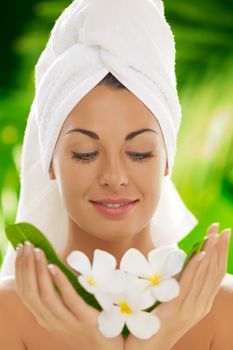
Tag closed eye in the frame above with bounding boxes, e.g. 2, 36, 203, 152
71, 151, 155, 164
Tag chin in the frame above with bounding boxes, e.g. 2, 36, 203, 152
91, 231, 127, 241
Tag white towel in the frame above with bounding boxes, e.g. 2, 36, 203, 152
0, 0, 198, 277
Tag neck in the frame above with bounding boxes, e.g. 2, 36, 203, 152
60, 220, 155, 269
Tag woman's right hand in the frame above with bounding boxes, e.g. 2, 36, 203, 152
15, 242, 124, 350
125, 222, 231, 350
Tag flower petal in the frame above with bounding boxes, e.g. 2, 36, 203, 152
148, 245, 177, 274
126, 311, 161, 339
106, 290, 126, 305
92, 249, 117, 278
102, 269, 127, 293
124, 275, 149, 311
95, 291, 113, 311
162, 250, 187, 278
139, 287, 157, 310
78, 275, 96, 294
120, 248, 152, 277
66, 250, 92, 276
151, 277, 180, 302
105, 275, 146, 311
98, 306, 125, 338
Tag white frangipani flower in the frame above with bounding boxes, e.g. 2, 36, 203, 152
97, 273, 161, 340
66, 249, 126, 307
67, 245, 186, 339
120, 246, 187, 304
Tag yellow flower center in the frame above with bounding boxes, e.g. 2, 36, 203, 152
118, 299, 133, 314
87, 276, 96, 286
148, 273, 161, 286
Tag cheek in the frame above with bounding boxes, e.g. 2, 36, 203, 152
134, 155, 164, 185
57, 162, 94, 202
136, 158, 164, 206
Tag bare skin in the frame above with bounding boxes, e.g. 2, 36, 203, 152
0, 85, 232, 349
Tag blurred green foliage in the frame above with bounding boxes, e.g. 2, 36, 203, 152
0, 0, 232, 272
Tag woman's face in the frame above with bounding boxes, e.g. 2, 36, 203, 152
49, 85, 168, 241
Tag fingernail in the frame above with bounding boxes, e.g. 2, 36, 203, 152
209, 222, 219, 232
24, 241, 31, 256
34, 248, 41, 262
16, 244, 23, 257
224, 229, 231, 241
48, 264, 56, 276
197, 251, 206, 261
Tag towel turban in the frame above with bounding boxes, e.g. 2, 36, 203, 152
0, 0, 198, 277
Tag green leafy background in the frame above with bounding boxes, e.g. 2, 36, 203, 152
0, 0, 232, 273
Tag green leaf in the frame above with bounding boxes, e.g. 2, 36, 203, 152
5, 222, 102, 311
122, 323, 130, 339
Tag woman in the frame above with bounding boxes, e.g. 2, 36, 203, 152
0, 0, 232, 349
0, 73, 232, 350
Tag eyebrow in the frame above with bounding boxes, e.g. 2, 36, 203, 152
65, 128, 158, 141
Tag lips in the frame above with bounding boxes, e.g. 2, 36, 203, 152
90, 198, 138, 204
90, 199, 138, 217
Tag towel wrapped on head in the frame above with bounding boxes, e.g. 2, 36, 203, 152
0, 0, 198, 277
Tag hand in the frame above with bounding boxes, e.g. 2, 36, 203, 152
125, 222, 231, 350
15, 242, 124, 350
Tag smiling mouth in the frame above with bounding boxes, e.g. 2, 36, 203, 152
93, 201, 137, 207
90, 200, 139, 217
90, 200, 139, 206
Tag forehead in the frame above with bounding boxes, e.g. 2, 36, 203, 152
61, 85, 162, 135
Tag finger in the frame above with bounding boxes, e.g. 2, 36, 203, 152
187, 229, 229, 309
186, 233, 216, 304
176, 226, 226, 314
216, 229, 231, 273
206, 222, 219, 236
34, 247, 79, 329
22, 241, 47, 323
204, 229, 231, 310
177, 249, 206, 302
15, 243, 24, 294
47, 262, 98, 324
15, 242, 48, 328
202, 223, 219, 250
22, 242, 56, 327
178, 231, 217, 302
23, 242, 40, 299
195, 245, 219, 311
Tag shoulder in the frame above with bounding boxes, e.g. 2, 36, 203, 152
0, 276, 31, 325
0, 275, 18, 310
0, 275, 23, 307
0, 276, 27, 348
211, 273, 233, 348
0, 276, 48, 346
212, 273, 233, 320
0, 275, 37, 324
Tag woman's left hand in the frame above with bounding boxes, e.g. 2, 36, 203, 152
15, 242, 124, 350
124, 223, 230, 350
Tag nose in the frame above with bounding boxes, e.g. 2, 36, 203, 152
98, 156, 129, 190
